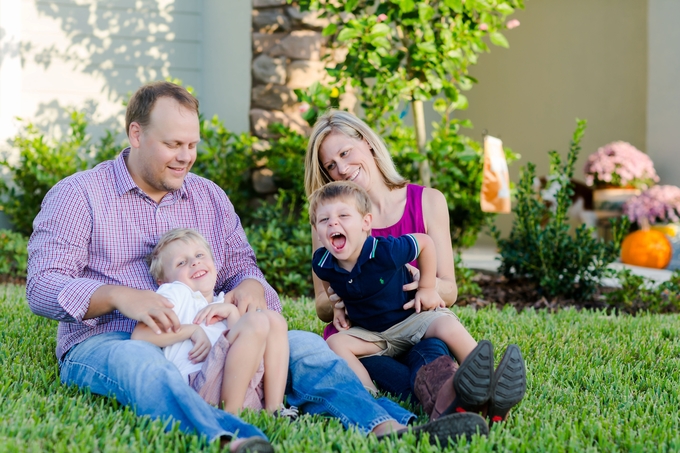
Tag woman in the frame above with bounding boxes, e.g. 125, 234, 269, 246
304, 110, 526, 422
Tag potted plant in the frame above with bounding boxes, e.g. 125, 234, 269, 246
620, 185, 680, 269
583, 141, 659, 216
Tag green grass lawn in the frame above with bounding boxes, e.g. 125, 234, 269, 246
2, 283, 680, 452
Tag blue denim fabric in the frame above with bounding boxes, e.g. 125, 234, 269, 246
59, 331, 265, 442
360, 338, 453, 403
285, 330, 415, 434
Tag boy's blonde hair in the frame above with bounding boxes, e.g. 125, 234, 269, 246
308, 181, 372, 225
304, 110, 408, 196
147, 228, 213, 282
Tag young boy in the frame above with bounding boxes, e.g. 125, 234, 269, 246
310, 181, 490, 399
131, 228, 291, 416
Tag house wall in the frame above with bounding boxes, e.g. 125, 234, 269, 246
438, 0, 649, 244
647, 0, 680, 185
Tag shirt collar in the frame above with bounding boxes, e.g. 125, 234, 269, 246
113, 147, 189, 201
318, 236, 377, 274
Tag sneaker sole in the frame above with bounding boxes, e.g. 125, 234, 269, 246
233, 437, 274, 453
452, 339, 494, 409
412, 412, 489, 445
489, 344, 526, 421
377, 412, 489, 445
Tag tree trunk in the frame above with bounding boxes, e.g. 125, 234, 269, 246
412, 99, 431, 187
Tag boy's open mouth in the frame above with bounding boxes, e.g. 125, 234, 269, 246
330, 232, 346, 250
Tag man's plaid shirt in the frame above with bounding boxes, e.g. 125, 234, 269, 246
27, 148, 281, 359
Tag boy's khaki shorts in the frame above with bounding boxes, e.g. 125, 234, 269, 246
337, 308, 460, 358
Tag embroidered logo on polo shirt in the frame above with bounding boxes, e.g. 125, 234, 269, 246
380, 277, 384, 284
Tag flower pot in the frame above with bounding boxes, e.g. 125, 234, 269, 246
593, 187, 640, 216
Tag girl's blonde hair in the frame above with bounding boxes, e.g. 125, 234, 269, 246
304, 110, 407, 196
147, 228, 213, 282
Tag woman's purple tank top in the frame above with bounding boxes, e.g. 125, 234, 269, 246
322, 184, 426, 340
371, 184, 426, 267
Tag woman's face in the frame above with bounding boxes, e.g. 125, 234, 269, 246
318, 131, 378, 191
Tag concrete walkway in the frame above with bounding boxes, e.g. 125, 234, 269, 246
459, 246, 674, 285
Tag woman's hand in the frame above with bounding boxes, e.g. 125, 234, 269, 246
333, 306, 351, 331
327, 286, 345, 310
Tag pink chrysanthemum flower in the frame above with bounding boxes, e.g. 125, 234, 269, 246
584, 141, 659, 190
623, 185, 680, 227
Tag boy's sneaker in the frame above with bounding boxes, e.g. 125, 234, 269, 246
274, 404, 299, 421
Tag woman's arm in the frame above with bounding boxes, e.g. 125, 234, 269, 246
421, 188, 458, 306
312, 229, 334, 322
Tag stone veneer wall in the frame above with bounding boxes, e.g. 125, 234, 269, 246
250, 0, 350, 139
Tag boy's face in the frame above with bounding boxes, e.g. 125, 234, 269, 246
314, 197, 372, 268
158, 238, 217, 300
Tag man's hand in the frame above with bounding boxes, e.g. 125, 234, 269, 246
90, 285, 180, 335
226, 279, 267, 315
411, 287, 445, 313
333, 306, 351, 331
188, 326, 211, 363
193, 303, 240, 327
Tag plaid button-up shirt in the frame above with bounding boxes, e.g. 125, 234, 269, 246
27, 148, 281, 359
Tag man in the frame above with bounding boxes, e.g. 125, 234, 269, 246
27, 82, 486, 452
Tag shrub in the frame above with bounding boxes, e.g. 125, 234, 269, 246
491, 120, 628, 301
0, 229, 28, 278
605, 269, 680, 314
244, 191, 313, 298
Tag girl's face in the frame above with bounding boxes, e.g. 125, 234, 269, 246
318, 131, 379, 191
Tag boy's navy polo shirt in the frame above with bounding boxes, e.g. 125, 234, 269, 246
312, 235, 420, 332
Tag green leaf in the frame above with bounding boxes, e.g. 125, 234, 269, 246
490, 32, 510, 48
322, 23, 337, 36
418, 4, 435, 22
370, 23, 391, 37
433, 98, 448, 114
496, 3, 515, 15
398, 0, 416, 13
444, 0, 463, 12
337, 27, 361, 42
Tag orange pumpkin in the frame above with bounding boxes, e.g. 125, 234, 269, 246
620, 229, 672, 269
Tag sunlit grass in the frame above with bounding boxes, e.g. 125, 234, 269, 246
2, 284, 679, 452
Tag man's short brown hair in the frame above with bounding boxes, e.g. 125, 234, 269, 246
125, 81, 199, 137
308, 181, 372, 225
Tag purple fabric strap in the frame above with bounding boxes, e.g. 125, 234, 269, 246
372, 183, 426, 243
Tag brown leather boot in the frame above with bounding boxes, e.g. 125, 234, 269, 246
413, 355, 459, 419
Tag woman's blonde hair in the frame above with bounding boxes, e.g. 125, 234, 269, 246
304, 110, 407, 196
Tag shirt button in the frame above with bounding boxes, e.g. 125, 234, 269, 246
348, 279, 353, 284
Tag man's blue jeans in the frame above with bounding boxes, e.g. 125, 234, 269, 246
60, 330, 414, 440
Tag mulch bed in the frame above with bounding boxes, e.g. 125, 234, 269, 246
456, 271, 616, 313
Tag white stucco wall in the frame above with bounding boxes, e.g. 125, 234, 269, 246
647, 0, 680, 186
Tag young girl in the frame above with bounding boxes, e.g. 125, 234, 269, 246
131, 228, 291, 415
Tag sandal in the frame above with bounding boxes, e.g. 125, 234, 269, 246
376, 412, 488, 445
488, 344, 526, 425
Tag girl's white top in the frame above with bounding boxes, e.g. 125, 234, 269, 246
158, 281, 228, 382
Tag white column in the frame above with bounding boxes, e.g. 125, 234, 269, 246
201, 0, 251, 133
647, 0, 680, 185
0, 0, 22, 147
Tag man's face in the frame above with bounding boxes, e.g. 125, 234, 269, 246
129, 97, 200, 201
159, 238, 217, 301
314, 197, 372, 269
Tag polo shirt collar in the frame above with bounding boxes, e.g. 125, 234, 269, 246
113, 147, 189, 201
318, 236, 377, 274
